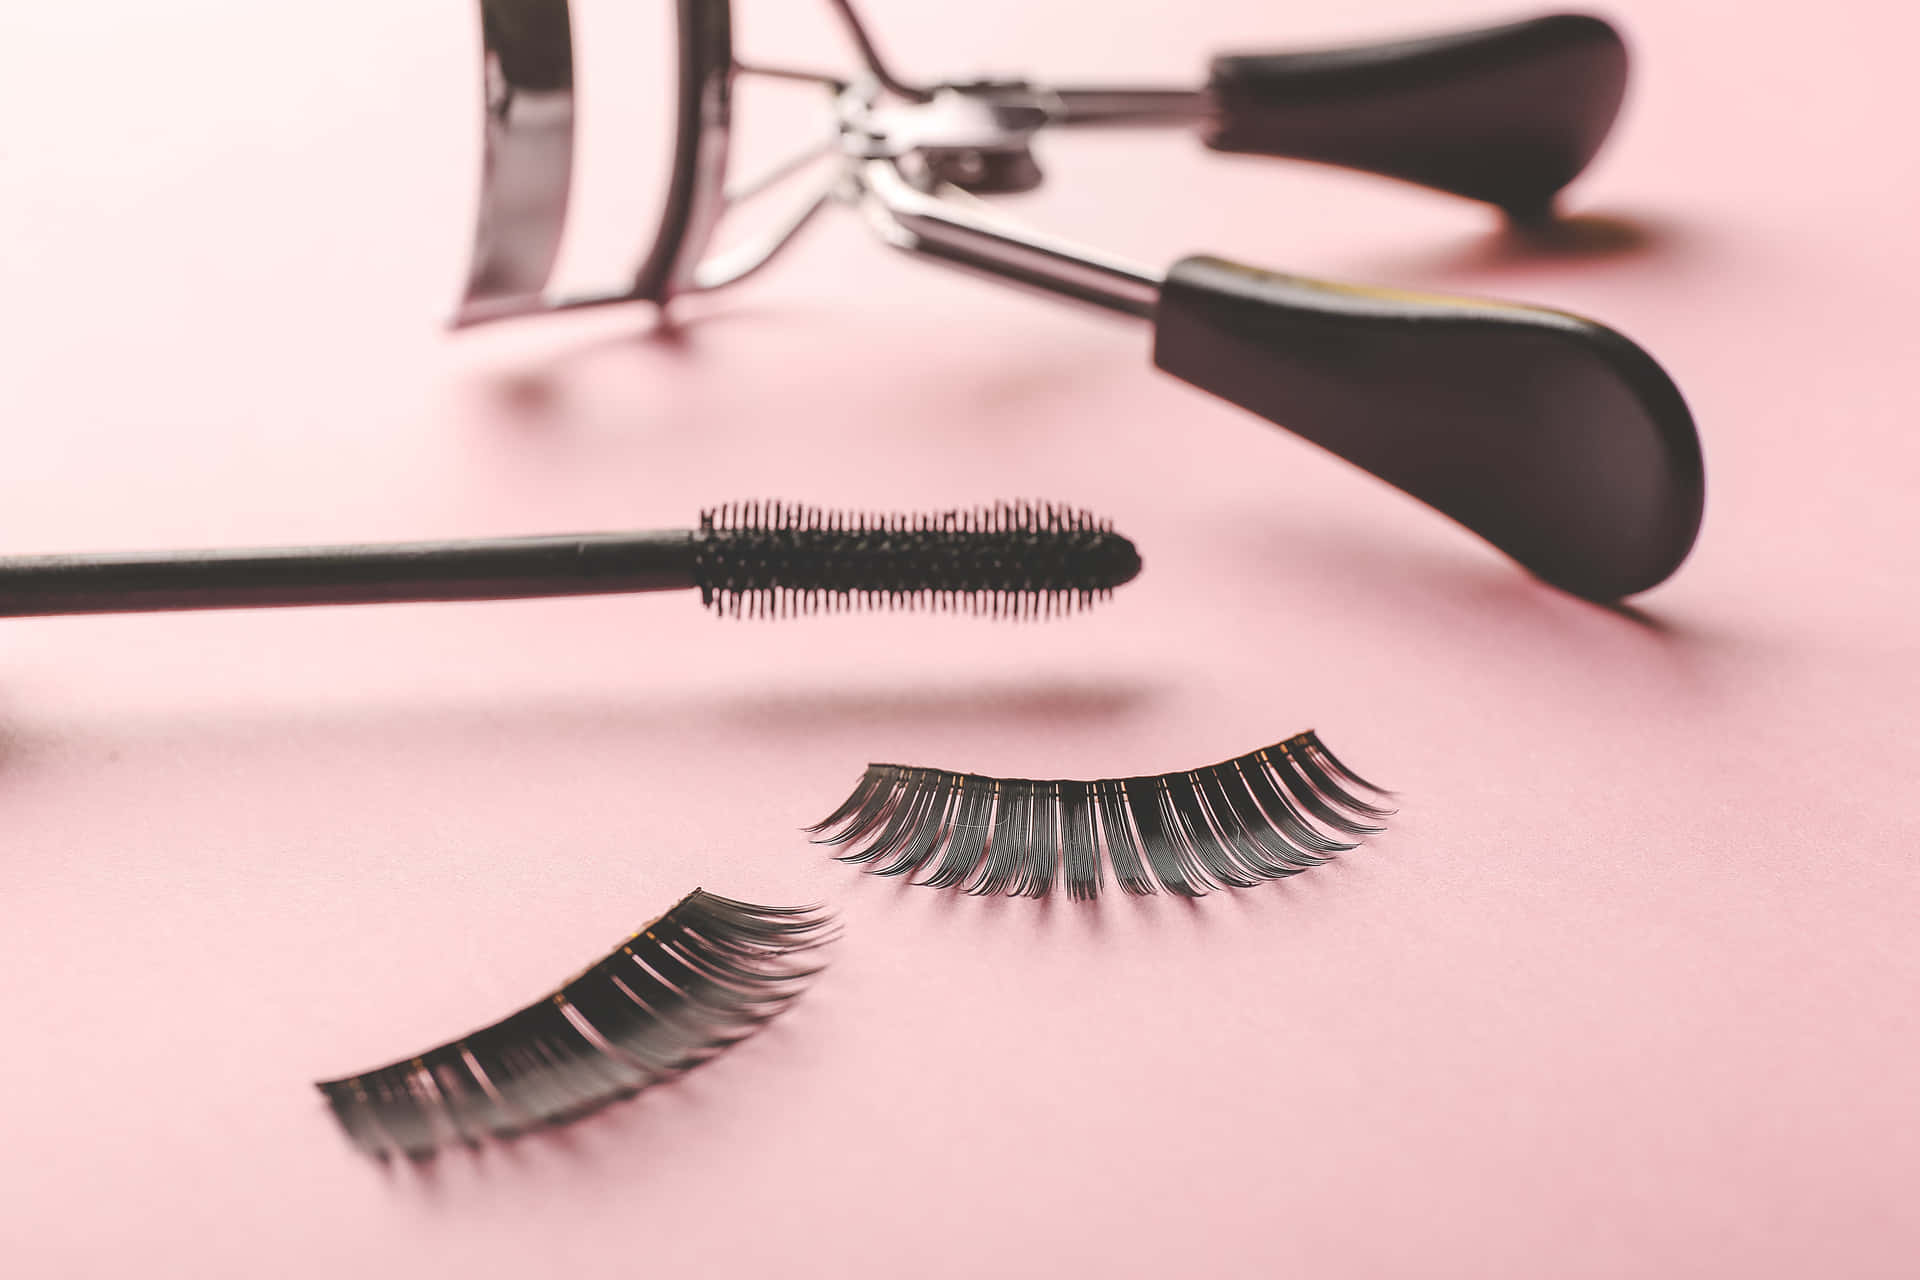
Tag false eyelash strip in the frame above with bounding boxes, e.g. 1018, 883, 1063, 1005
809, 731, 1394, 901
315, 890, 836, 1161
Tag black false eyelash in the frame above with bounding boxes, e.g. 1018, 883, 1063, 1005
315, 890, 835, 1161
809, 731, 1394, 900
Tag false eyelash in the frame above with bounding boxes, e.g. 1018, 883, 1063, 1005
809, 731, 1394, 901
315, 890, 835, 1161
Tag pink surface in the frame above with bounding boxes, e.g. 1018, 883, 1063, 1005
1, 1, 1916, 1275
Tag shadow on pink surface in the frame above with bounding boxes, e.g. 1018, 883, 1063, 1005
324, 1019, 817, 1194
1235, 502, 1725, 648
1358, 209, 1697, 286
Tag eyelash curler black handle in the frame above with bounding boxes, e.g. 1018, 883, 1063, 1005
1203, 12, 1628, 216
1152, 256, 1703, 601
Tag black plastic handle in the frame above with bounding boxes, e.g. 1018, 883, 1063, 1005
1153, 256, 1702, 600
1205, 13, 1628, 215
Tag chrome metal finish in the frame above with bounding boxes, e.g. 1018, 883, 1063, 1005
1048, 86, 1218, 128
693, 176, 838, 291
634, 0, 734, 300
457, 0, 576, 326
858, 83, 1215, 143
733, 61, 849, 91
825, 0, 933, 102
686, 121, 842, 291
857, 160, 1162, 320
845, 84, 1052, 194
457, 0, 735, 325
725, 135, 839, 206
850, 87, 1052, 160
451, 0, 1212, 325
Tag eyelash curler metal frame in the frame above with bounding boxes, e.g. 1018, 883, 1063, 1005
459, 1, 1704, 603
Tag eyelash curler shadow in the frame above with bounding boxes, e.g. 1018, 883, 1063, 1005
461, 2, 1704, 604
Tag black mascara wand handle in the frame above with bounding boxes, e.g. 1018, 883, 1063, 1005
0, 530, 697, 617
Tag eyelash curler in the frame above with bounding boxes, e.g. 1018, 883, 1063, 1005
458, 2, 1703, 603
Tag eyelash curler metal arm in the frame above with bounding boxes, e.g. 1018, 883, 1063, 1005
466, 4, 1702, 603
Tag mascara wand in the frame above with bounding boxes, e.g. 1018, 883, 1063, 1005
0, 501, 1140, 621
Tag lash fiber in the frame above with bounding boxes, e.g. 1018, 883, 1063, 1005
874, 773, 956, 878
316, 890, 835, 1160
812, 733, 1394, 899
1301, 730, 1396, 801
1265, 743, 1384, 837
1060, 782, 1102, 901
1096, 780, 1156, 896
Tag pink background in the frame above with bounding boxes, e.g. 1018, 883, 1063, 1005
2, 1, 1916, 1275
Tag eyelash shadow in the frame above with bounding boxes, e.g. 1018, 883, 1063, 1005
315, 890, 836, 1161
808, 731, 1394, 900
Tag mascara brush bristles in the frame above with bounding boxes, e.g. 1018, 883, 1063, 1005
693, 500, 1138, 620
809, 732, 1395, 901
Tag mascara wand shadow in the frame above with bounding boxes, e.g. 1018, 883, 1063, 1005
726, 678, 1161, 736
